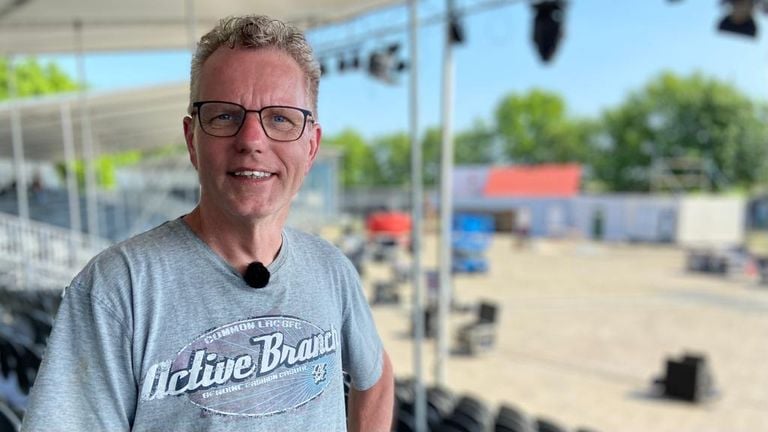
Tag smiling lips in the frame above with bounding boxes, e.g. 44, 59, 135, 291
230, 170, 273, 180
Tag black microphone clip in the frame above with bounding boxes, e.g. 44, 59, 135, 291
244, 261, 270, 289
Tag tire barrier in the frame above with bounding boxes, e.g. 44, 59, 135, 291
495, 403, 533, 432
534, 417, 567, 432
426, 386, 456, 430
393, 378, 416, 432
392, 378, 602, 432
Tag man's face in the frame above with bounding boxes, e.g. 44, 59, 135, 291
183, 47, 321, 224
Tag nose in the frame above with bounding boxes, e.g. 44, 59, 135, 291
235, 112, 269, 153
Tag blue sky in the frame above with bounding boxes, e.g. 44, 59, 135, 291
43, 1, 768, 140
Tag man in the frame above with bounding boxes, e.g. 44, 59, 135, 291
22, 15, 393, 432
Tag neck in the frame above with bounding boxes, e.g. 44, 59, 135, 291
183, 206, 284, 274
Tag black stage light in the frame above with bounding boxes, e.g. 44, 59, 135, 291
319, 60, 327, 76
368, 51, 394, 84
338, 57, 347, 72
367, 43, 406, 84
532, 0, 566, 63
365, 41, 410, 84
449, 13, 466, 45
718, 0, 758, 37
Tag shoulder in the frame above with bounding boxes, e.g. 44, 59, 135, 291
113, 218, 189, 256
70, 220, 187, 295
284, 227, 344, 258
90, 219, 184, 267
284, 227, 356, 272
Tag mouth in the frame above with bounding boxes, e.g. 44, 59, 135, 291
228, 169, 274, 180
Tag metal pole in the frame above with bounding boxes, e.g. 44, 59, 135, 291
185, 0, 198, 53
75, 20, 100, 240
436, 0, 456, 387
186, 0, 203, 205
8, 55, 30, 290
408, 1, 426, 431
8, 56, 29, 222
60, 103, 82, 236
60, 102, 83, 265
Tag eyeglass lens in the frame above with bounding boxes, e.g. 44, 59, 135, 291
197, 102, 308, 141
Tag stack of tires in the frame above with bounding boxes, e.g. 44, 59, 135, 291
390, 378, 602, 432
436, 395, 491, 432
494, 404, 534, 432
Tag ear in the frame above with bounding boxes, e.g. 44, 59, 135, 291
304, 122, 322, 175
183, 116, 199, 171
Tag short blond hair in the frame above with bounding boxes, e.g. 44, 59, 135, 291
190, 15, 320, 115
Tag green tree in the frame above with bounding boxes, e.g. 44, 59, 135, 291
323, 129, 382, 187
495, 89, 592, 163
595, 72, 768, 192
372, 132, 411, 186
420, 127, 444, 186
372, 127, 456, 187
455, 120, 497, 165
421, 122, 496, 186
0, 57, 80, 100
56, 151, 143, 190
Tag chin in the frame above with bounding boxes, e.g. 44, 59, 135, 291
235, 202, 291, 222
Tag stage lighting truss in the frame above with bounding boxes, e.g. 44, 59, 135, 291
319, 43, 405, 85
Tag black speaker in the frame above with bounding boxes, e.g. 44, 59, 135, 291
658, 353, 713, 403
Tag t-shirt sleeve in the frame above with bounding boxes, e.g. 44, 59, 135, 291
21, 282, 136, 431
340, 261, 384, 391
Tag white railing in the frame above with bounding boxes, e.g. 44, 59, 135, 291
0, 212, 112, 291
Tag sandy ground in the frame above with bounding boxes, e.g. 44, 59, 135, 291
355, 233, 768, 432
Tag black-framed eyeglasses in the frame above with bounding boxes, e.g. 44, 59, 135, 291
191, 101, 314, 142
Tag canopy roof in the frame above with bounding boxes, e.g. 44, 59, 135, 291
0, 0, 401, 54
0, 83, 189, 161
0, 0, 405, 162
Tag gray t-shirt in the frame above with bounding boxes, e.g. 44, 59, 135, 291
22, 219, 384, 431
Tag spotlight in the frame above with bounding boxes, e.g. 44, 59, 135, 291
319, 60, 327, 76
350, 53, 361, 70
449, 13, 465, 45
368, 51, 394, 84
338, 57, 347, 72
718, 0, 757, 37
532, 0, 566, 63
367, 45, 405, 85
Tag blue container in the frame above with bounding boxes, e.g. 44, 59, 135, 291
453, 213, 494, 233
452, 213, 493, 273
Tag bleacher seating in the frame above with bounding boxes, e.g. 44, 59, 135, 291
0, 287, 62, 428
0, 400, 22, 432
392, 379, 602, 432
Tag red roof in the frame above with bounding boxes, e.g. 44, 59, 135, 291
483, 164, 582, 198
